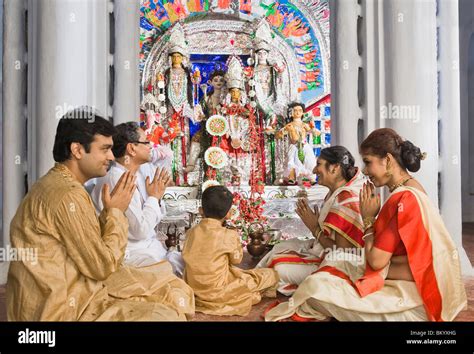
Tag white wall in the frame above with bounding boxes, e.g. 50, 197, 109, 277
460, 0, 474, 222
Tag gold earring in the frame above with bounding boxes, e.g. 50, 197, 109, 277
385, 161, 392, 177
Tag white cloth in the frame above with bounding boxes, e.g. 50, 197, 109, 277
90, 158, 184, 276
286, 143, 316, 179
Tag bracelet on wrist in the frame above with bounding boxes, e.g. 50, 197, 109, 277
363, 217, 376, 231
362, 232, 374, 241
316, 229, 324, 242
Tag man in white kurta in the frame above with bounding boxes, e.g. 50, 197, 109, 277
91, 124, 184, 275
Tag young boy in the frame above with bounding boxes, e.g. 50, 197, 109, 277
182, 186, 279, 316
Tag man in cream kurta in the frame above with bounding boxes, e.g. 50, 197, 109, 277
6, 111, 194, 321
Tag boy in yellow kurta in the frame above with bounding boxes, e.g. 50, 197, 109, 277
182, 186, 279, 316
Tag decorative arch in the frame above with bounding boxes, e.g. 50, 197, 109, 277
140, 0, 330, 106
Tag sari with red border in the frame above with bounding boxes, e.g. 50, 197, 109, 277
350, 187, 467, 321
265, 186, 467, 322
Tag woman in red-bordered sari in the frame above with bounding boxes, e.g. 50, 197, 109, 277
257, 146, 365, 296
265, 128, 467, 321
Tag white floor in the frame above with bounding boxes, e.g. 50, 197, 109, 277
0, 262, 9, 285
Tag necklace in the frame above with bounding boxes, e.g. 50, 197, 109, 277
168, 68, 187, 112
388, 176, 413, 192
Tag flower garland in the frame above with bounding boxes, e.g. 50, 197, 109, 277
228, 100, 268, 246
230, 192, 267, 246
147, 115, 181, 145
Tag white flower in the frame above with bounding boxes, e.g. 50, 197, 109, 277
159, 106, 167, 114
158, 81, 165, 89
158, 94, 166, 101
250, 101, 257, 108
248, 90, 256, 97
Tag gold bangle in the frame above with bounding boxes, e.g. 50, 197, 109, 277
316, 229, 323, 242
362, 232, 374, 241
363, 217, 375, 231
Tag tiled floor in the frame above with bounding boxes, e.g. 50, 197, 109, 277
1, 224, 474, 322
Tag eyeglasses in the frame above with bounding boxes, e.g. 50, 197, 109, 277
132, 140, 151, 146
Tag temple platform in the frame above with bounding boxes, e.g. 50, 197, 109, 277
160, 185, 329, 242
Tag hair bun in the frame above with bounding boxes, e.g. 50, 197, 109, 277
400, 140, 423, 172
346, 165, 357, 180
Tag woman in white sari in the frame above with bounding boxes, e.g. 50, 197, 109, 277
265, 129, 467, 321
257, 146, 365, 296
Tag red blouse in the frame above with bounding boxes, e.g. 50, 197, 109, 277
373, 199, 407, 256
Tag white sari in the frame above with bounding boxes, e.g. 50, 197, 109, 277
257, 170, 365, 295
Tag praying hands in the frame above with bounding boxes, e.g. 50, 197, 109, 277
145, 168, 171, 200
101, 171, 137, 213
296, 198, 320, 236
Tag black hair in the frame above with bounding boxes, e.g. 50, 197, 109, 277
207, 69, 226, 98
53, 108, 116, 162
360, 128, 424, 172
319, 146, 358, 181
287, 102, 305, 122
112, 122, 141, 159
201, 185, 234, 219
209, 69, 226, 81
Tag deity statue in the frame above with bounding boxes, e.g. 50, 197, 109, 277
164, 24, 194, 119
220, 56, 254, 184
250, 19, 287, 130
184, 69, 227, 173
245, 19, 288, 184
159, 23, 198, 185
276, 102, 320, 184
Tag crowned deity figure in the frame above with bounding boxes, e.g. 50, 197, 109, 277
276, 102, 320, 184
245, 19, 288, 184
158, 23, 200, 185
250, 19, 287, 131
184, 69, 227, 173
220, 56, 255, 184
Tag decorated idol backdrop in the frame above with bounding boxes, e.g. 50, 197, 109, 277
140, 0, 331, 187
